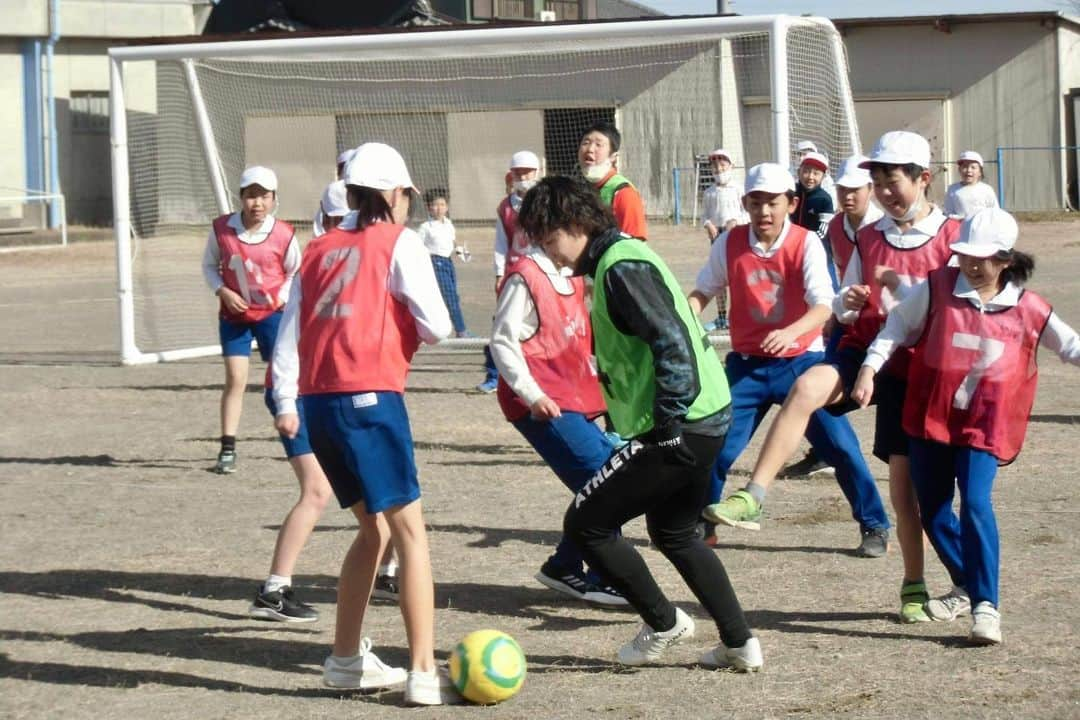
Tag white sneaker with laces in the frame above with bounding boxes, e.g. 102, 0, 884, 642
616, 607, 695, 665
926, 585, 971, 622
404, 667, 465, 706
968, 602, 1002, 645
322, 638, 407, 689
699, 636, 763, 673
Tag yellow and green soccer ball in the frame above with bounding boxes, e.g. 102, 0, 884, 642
449, 629, 526, 704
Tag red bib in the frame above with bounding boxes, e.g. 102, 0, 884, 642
826, 214, 856, 281
214, 214, 294, 323
840, 217, 960, 376
497, 195, 530, 266
496, 255, 606, 422
725, 224, 821, 357
903, 267, 1052, 462
296, 223, 419, 395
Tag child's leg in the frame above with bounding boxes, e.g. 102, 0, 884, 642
383, 499, 437, 673
334, 504, 391, 658
268, 453, 333, 578
908, 438, 965, 584
889, 454, 925, 582
432, 256, 468, 335
955, 447, 1000, 608
706, 355, 770, 505
221, 355, 249, 437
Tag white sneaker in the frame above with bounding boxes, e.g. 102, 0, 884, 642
969, 602, 1002, 645
322, 638, 407, 689
699, 636, 763, 673
404, 667, 465, 706
616, 607, 695, 665
926, 586, 971, 622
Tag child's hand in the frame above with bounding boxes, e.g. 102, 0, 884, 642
843, 284, 871, 312
760, 327, 799, 355
851, 366, 876, 408
218, 287, 249, 314
703, 221, 718, 241
275, 412, 300, 439
873, 265, 900, 292
530, 395, 562, 421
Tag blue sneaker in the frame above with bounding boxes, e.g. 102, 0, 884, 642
475, 377, 498, 394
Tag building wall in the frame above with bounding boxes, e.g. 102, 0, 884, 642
0, 41, 28, 221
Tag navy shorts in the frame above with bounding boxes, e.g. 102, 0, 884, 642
302, 391, 420, 513
826, 345, 910, 463
219, 311, 282, 360
263, 389, 313, 458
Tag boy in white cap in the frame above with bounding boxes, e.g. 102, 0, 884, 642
720, 131, 962, 623
699, 148, 747, 331
795, 140, 837, 207
202, 165, 299, 474
314, 153, 358, 236
689, 163, 890, 557
944, 150, 999, 219
853, 207, 1080, 644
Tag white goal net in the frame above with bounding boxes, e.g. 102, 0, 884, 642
109, 15, 859, 364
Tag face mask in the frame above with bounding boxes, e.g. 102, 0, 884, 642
715, 170, 732, 186
582, 159, 612, 183
893, 192, 925, 223
512, 179, 536, 194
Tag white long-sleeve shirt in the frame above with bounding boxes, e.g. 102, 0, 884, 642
201, 213, 301, 304
833, 206, 950, 323
863, 273, 1080, 373
271, 217, 452, 415
694, 219, 836, 352
417, 216, 457, 258
700, 183, 748, 230
489, 247, 574, 407
493, 192, 524, 278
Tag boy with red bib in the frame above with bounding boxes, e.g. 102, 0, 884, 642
853, 208, 1080, 643
202, 165, 299, 474
689, 163, 890, 557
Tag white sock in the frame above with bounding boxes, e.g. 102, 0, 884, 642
264, 574, 291, 593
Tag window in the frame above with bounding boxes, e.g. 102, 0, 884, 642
71, 91, 109, 134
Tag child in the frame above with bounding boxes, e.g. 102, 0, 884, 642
578, 121, 648, 239
699, 148, 747, 331
853, 207, 1080, 643
518, 176, 762, 673
315, 152, 357, 236
791, 151, 835, 240
418, 188, 470, 338
689, 163, 890, 558
201, 165, 299, 474
489, 235, 626, 606
944, 151, 999, 219
713, 131, 961, 623
795, 140, 837, 207
272, 143, 459, 704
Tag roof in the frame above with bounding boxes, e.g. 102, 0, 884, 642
832, 10, 1080, 34
597, 0, 664, 19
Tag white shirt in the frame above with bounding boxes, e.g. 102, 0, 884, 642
864, 274, 1080, 372
944, 181, 999, 219
417, 216, 457, 258
271, 216, 452, 415
694, 220, 836, 352
490, 247, 575, 407
494, 193, 523, 278
700, 183, 748, 230
835, 204, 885, 279
201, 213, 301, 304
833, 205, 949, 322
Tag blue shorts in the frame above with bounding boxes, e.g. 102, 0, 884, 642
219, 311, 282, 360
263, 389, 313, 458
826, 345, 909, 462
302, 391, 420, 513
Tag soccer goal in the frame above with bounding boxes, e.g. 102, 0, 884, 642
109, 14, 860, 364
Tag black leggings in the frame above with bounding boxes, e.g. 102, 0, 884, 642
564, 433, 753, 648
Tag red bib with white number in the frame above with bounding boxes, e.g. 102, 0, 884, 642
495, 255, 606, 422
296, 223, 419, 395
826, 214, 856, 281
902, 267, 1051, 462
725, 224, 820, 357
214, 214, 294, 323
497, 195, 530, 265
840, 217, 960, 376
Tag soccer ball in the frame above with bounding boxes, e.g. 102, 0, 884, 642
449, 629, 526, 704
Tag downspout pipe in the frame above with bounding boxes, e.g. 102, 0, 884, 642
22, 39, 44, 195
46, 0, 61, 229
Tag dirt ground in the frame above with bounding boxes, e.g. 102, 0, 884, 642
1, 220, 1079, 719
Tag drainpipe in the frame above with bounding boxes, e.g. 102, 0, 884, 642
22, 39, 44, 195
45, 0, 61, 229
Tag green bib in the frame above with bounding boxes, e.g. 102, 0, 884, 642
597, 173, 633, 207
591, 238, 731, 437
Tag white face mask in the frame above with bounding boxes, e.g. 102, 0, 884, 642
582, 159, 613, 183
512, 179, 537, 194
715, 170, 732, 186
893, 192, 925, 223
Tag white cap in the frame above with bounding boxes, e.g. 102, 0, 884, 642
796, 140, 818, 153
320, 180, 350, 218
949, 207, 1018, 258
336, 148, 356, 166
745, 162, 796, 195
343, 143, 418, 192
509, 150, 540, 170
860, 131, 931, 169
709, 148, 732, 161
835, 155, 872, 188
958, 150, 984, 166
800, 151, 829, 172
239, 165, 277, 192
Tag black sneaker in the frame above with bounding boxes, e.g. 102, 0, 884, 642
215, 449, 237, 474
856, 527, 889, 558
535, 561, 589, 601
778, 450, 834, 479
372, 573, 399, 601
581, 580, 630, 607
249, 585, 318, 623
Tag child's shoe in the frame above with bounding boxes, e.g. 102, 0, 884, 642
616, 607, 695, 665
323, 638, 407, 690
968, 602, 1002, 645
703, 490, 762, 531
699, 636, 763, 672
404, 667, 465, 705
926, 585, 971, 622
899, 580, 931, 623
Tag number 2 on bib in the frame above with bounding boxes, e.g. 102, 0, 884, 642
313, 246, 361, 318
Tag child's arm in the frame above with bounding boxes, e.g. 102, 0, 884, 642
490, 276, 558, 419
271, 278, 303, 438
276, 234, 301, 309
761, 234, 834, 355
1040, 312, 1080, 367
834, 248, 869, 323
202, 228, 249, 315
851, 281, 931, 407
688, 231, 730, 315
493, 218, 509, 282
389, 228, 452, 344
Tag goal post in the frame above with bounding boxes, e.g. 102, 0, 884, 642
109, 14, 860, 365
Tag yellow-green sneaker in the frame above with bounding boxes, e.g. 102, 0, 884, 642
702, 490, 762, 531
899, 580, 931, 623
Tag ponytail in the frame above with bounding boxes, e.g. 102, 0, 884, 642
998, 249, 1035, 285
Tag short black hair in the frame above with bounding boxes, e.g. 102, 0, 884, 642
423, 187, 448, 206
345, 185, 393, 230
581, 121, 621, 154
867, 162, 925, 182
518, 176, 617, 244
